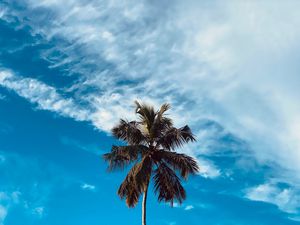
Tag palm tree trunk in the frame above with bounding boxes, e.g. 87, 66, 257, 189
142, 183, 149, 225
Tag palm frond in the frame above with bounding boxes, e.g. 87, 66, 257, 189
150, 117, 173, 140
112, 119, 146, 145
134, 101, 156, 133
118, 166, 140, 207
118, 155, 152, 207
134, 155, 152, 192
158, 125, 196, 150
150, 103, 173, 139
157, 103, 171, 117
154, 150, 199, 179
103, 145, 148, 171
154, 162, 186, 205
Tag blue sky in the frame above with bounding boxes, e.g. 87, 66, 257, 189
0, 0, 300, 224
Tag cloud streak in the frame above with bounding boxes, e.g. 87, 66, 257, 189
245, 182, 300, 214
81, 183, 96, 191
0, 69, 89, 121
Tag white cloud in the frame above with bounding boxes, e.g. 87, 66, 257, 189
81, 183, 96, 191
0, 191, 21, 224
0, 70, 89, 122
196, 158, 220, 179
166, 202, 195, 211
0, 151, 74, 221
0, 69, 136, 134
32, 206, 45, 217
171, 202, 180, 208
184, 205, 194, 211
0, 205, 7, 225
245, 183, 300, 214
0, 5, 8, 20
0, 94, 6, 101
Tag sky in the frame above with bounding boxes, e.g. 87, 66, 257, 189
0, 0, 300, 224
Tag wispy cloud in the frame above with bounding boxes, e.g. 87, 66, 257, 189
81, 183, 96, 191
0, 70, 89, 121
32, 206, 45, 218
0, 69, 137, 132
0, 94, 6, 101
0, 205, 7, 225
184, 205, 194, 211
245, 182, 300, 214
0, 191, 21, 225
0, 151, 75, 221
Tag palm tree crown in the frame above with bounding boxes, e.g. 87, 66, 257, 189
103, 101, 199, 224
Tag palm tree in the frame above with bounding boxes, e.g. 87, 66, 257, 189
103, 101, 199, 225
